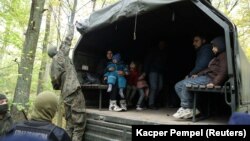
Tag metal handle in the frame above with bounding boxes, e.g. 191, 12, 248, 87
224, 81, 231, 106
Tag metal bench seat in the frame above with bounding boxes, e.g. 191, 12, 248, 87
81, 84, 108, 110
186, 84, 229, 122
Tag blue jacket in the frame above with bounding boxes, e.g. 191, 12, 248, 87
104, 62, 128, 77
189, 44, 213, 76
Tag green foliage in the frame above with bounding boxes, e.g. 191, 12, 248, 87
212, 0, 250, 61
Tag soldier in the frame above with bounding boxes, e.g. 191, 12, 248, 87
8, 91, 71, 141
0, 93, 13, 137
48, 25, 86, 141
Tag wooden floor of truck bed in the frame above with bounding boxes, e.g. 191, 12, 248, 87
86, 107, 228, 125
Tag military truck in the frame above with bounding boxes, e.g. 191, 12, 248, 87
73, 0, 250, 140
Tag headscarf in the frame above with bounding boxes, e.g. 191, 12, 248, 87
30, 91, 58, 122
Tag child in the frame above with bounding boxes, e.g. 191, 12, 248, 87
126, 61, 139, 106
104, 53, 128, 99
136, 73, 149, 110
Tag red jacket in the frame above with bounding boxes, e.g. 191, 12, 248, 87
127, 69, 139, 86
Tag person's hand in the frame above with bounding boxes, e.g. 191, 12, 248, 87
138, 73, 146, 80
117, 71, 124, 75
206, 83, 214, 88
191, 75, 198, 78
104, 77, 107, 81
138, 75, 144, 80
109, 67, 115, 71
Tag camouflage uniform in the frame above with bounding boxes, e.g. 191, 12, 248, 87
49, 27, 86, 141
0, 93, 13, 137
0, 113, 13, 136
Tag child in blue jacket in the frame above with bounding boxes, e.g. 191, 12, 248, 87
104, 53, 128, 98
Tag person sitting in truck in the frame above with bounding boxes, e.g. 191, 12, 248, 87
126, 61, 139, 106
104, 53, 129, 111
186, 34, 214, 78
173, 36, 228, 119
96, 49, 114, 83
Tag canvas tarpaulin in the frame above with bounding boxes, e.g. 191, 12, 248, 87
76, 0, 184, 34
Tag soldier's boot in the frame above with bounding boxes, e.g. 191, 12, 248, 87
109, 100, 122, 112
120, 100, 127, 111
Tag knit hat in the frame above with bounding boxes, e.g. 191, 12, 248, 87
112, 53, 121, 62
31, 91, 58, 122
211, 36, 226, 53
0, 93, 7, 100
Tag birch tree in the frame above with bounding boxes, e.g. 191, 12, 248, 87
37, 3, 52, 95
11, 0, 46, 121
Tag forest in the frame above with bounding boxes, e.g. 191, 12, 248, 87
0, 0, 249, 122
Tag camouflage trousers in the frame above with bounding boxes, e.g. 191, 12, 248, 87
64, 89, 86, 141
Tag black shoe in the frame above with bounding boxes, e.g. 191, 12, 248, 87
148, 105, 158, 110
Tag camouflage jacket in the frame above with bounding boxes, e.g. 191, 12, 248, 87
0, 113, 13, 136
50, 38, 81, 99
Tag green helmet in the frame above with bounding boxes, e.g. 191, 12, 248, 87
47, 47, 58, 58
0, 93, 7, 100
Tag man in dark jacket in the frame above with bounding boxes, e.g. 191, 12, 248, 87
188, 34, 214, 77
8, 91, 71, 141
173, 36, 228, 119
142, 41, 168, 109
97, 50, 123, 112
0, 93, 13, 137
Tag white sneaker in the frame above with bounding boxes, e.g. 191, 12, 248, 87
107, 84, 112, 92
136, 106, 143, 111
183, 108, 200, 119
109, 100, 122, 112
120, 100, 127, 111
173, 107, 185, 119
107, 87, 112, 92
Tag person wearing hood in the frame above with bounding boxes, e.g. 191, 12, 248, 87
173, 36, 228, 119
0, 93, 13, 137
7, 91, 71, 141
104, 53, 129, 111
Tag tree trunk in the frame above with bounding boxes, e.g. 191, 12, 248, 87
11, 0, 46, 122
37, 4, 52, 95
0, 21, 11, 67
92, 0, 96, 12
102, 0, 107, 8
57, 1, 62, 47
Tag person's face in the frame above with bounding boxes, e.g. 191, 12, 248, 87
212, 46, 219, 54
193, 36, 205, 49
106, 51, 113, 60
130, 62, 136, 70
0, 99, 7, 105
